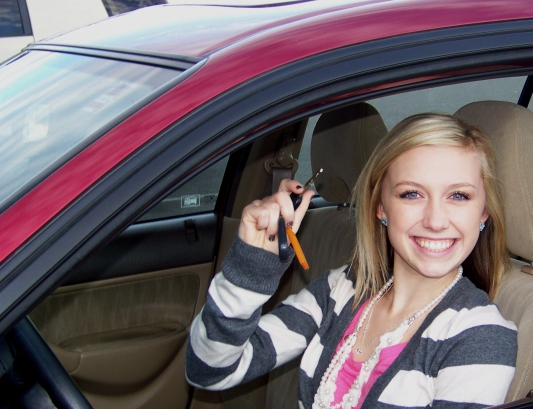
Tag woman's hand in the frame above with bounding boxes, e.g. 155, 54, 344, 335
238, 179, 315, 254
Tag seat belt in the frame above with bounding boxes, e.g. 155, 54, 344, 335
264, 134, 299, 195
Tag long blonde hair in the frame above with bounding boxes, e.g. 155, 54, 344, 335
350, 113, 509, 307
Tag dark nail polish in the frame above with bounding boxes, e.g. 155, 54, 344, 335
296, 185, 303, 190
287, 221, 293, 227
269, 235, 275, 242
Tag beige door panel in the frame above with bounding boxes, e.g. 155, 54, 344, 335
58, 324, 187, 392
81, 340, 190, 409
30, 262, 215, 409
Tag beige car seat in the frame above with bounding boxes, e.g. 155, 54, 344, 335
455, 101, 533, 402
290, 103, 388, 298
263, 102, 388, 409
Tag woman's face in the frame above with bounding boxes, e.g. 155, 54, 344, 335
378, 144, 488, 280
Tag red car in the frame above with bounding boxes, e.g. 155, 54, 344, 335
0, 0, 532, 407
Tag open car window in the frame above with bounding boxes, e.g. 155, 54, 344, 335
294, 76, 528, 193
370, 76, 528, 129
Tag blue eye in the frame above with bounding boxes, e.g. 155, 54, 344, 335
400, 190, 420, 199
450, 192, 470, 200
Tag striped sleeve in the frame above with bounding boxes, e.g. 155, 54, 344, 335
185, 236, 335, 390
377, 302, 517, 408
429, 304, 517, 408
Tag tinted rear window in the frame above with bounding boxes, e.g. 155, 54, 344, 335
0, 51, 179, 209
103, 0, 167, 16
0, 0, 24, 37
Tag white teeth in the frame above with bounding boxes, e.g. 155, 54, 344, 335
415, 238, 454, 252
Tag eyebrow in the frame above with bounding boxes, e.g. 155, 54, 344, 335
393, 181, 478, 190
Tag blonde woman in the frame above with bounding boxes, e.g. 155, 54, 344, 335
186, 113, 517, 409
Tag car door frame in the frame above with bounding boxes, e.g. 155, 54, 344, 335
1, 17, 533, 343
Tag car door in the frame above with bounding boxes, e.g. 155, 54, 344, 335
25, 114, 310, 409
5, 16, 533, 409
27, 155, 233, 408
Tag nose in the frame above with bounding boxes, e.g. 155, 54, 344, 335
422, 199, 449, 231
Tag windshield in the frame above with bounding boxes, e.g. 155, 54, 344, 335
0, 51, 180, 210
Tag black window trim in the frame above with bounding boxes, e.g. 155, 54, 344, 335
518, 75, 533, 107
16, 0, 32, 36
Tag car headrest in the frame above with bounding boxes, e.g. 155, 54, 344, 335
311, 102, 387, 203
455, 101, 533, 262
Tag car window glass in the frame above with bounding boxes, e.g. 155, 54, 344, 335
0, 51, 180, 209
102, 0, 167, 16
295, 76, 527, 196
371, 76, 527, 130
0, 0, 24, 37
294, 115, 319, 190
138, 156, 230, 222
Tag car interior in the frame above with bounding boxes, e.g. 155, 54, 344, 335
24, 75, 533, 409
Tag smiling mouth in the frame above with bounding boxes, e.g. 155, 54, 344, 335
414, 238, 455, 252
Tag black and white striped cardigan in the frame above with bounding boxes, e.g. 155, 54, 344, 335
186, 236, 517, 408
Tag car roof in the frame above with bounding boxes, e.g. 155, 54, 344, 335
42, 0, 362, 58
39, 0, 533, 60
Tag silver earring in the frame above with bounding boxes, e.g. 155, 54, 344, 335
480, 221, 485, 232
381, 219, 387, 227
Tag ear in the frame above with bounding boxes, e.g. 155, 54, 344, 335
377, 202, 387, 221
482, 209, 489, 223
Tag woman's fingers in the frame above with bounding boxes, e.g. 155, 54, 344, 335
292, 189, 315, 232
265, 200, 282, 238
243, 201, 278, 231
278, 179, 304, 194
274, 192, 295, 227
275, 178, 307, 225
277, 179, 316, 232
240, 200, 280, 252
238, 179, 313, 252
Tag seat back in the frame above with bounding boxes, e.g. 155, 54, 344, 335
265, 102, 388, 409
294, 102, 388, 291
455, 101, 533, 401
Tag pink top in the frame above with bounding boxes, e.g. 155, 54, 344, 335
332, 300, 407, 408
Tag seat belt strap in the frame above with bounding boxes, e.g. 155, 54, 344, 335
264, 134, 299, 195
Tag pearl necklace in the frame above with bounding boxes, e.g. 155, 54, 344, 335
312, 267, 463, 409
352, 279, 392, 354
354, 291, 418, 355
